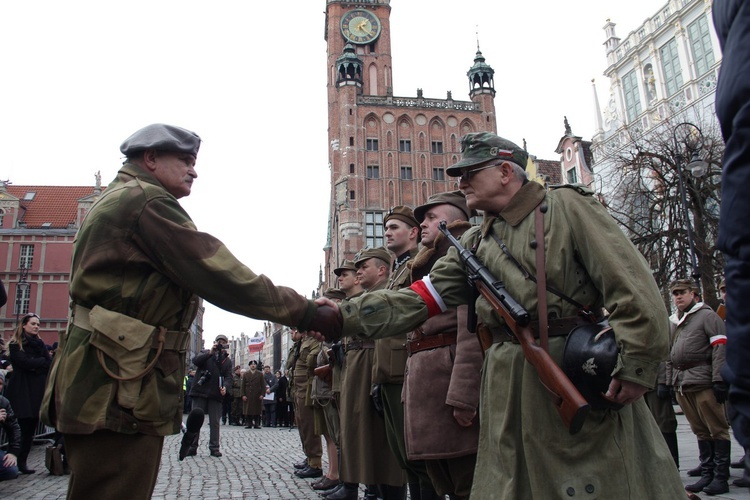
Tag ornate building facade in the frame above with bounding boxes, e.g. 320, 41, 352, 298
323, 0, 497, 285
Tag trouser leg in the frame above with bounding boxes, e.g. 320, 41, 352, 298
65, 430, 163, 500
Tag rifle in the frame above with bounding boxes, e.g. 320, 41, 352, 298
438, 221, 590, 434
716, 303, 726, 320
314, 364, 333, 387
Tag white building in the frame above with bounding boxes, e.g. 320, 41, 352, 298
591, 0, 721, 166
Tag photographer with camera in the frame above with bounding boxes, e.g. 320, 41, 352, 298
186, 334, 233, 457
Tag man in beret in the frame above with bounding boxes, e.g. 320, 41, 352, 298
377, 206, 437, 499
332, 248, 405, 500
667, 279, 730, 495
309, 132, 686, 498
402, 191, 482, 500
40, 124, 323, 499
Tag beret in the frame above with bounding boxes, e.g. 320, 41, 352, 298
446, 132, 528, 176
120, 123, 201, 157
323, 288, 347, 301
414, 190, 473, 223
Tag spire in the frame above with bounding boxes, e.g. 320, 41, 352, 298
336, 43, 363, 87
467, 37, 495, 98
591, 79, 604, 138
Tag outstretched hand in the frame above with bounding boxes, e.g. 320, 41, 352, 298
305, 297, 343, 342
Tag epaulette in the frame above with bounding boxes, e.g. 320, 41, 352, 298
548, 183, 595, 196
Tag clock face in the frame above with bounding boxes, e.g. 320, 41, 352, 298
341, 9, 381, 45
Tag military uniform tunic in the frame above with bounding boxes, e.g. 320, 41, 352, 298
42, 162, 315, 437
341, 182, 686, 499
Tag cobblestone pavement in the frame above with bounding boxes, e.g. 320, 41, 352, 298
2, 413, 750, 499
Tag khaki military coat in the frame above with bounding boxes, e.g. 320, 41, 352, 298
341, 182, 686, 499
339, 280, 406, 486
241, 369, 265, 415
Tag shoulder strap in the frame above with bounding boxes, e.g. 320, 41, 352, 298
535, 202, 549, 352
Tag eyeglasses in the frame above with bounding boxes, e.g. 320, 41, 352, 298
459, 162, 501, 182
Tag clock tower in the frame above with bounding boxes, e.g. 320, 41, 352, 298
323, 0, 498, 287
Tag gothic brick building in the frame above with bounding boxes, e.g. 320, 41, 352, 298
323, 0, 497, 286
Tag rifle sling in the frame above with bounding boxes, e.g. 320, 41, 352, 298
487, 226, 586, 312
535, 203, 549, 352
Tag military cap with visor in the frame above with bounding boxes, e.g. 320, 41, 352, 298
120, 123, 202, 157
669, 279, 696, 293
414, 190, 474, 223
384, 206, 420, 229
323, 288, 347, 301
446, 131, 528, 176
354, 247, 392, 268
334, 259, 357, 277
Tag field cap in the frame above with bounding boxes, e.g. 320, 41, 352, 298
414, 190, 473, 223
334, 259, 357, 277
354, 247, 392, 268
446, 132, 528, 176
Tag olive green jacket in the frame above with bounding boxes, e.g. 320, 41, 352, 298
42, 162, 315, 436
341, 182, 683, 498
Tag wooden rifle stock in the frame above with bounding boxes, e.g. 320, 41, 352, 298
475, 281, 589, 434
437, 220, 589, 434
716, 303, 726, 320
314, 364, 333, 387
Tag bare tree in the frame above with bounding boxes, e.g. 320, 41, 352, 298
595, 114, 723, 310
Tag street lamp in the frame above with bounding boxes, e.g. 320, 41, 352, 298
15, 265, 29, 327
672, 122, 706, 295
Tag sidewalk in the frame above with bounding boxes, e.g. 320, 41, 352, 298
1, 414, 749, 499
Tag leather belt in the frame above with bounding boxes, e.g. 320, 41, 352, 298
407, 332, 458, 356
71, 304, 190, 351
490, 316, 585, 345
673, 359, 711, 371
345, 339, 376, 352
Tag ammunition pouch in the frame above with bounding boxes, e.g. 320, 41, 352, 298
74, 305, 190, 420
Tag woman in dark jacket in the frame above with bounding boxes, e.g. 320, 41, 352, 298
5, 313, 52, 474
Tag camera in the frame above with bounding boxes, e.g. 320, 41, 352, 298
196, 369, 212, 386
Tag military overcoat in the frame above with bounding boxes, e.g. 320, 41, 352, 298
341, 182, 686, 498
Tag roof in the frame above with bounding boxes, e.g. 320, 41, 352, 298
580, 141, 594, 172
5, 185, 98, 229
535, 160, 562, 185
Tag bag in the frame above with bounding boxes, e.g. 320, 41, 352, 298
88, 305, 163, 410
45, 444, 65, 476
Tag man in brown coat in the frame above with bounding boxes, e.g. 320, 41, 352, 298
404, 191, 483, 499
293, 329, 324, 479
333, 248, 406, 500
241, 360, 265, 429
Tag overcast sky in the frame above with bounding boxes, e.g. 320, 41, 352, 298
1, 0, 667, 341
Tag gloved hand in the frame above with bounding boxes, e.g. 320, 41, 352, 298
657, 384, 673, 400
713, 382, 729, 405
304, 299, 343, 342
371, 384, 384, 416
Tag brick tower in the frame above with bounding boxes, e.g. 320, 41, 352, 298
323, 0, 497, 287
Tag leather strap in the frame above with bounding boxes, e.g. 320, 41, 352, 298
344, 339, 376, 352
407, 332, 458, 355
535, 202, 549, 352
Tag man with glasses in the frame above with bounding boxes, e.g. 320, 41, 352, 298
308, 132, 686, 498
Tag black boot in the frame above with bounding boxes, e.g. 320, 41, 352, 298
379, 484, 406, 500
685, 440, 715, 493
732, 449, 747, 469
420, 485, 444, 499
704, 439, 730, 496
325, 482, 359, 500
662, 432, 679, 468
409, 482, 421, 500
733, 456, 750, 488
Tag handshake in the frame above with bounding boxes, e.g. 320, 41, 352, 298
303, 297, 344, 342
